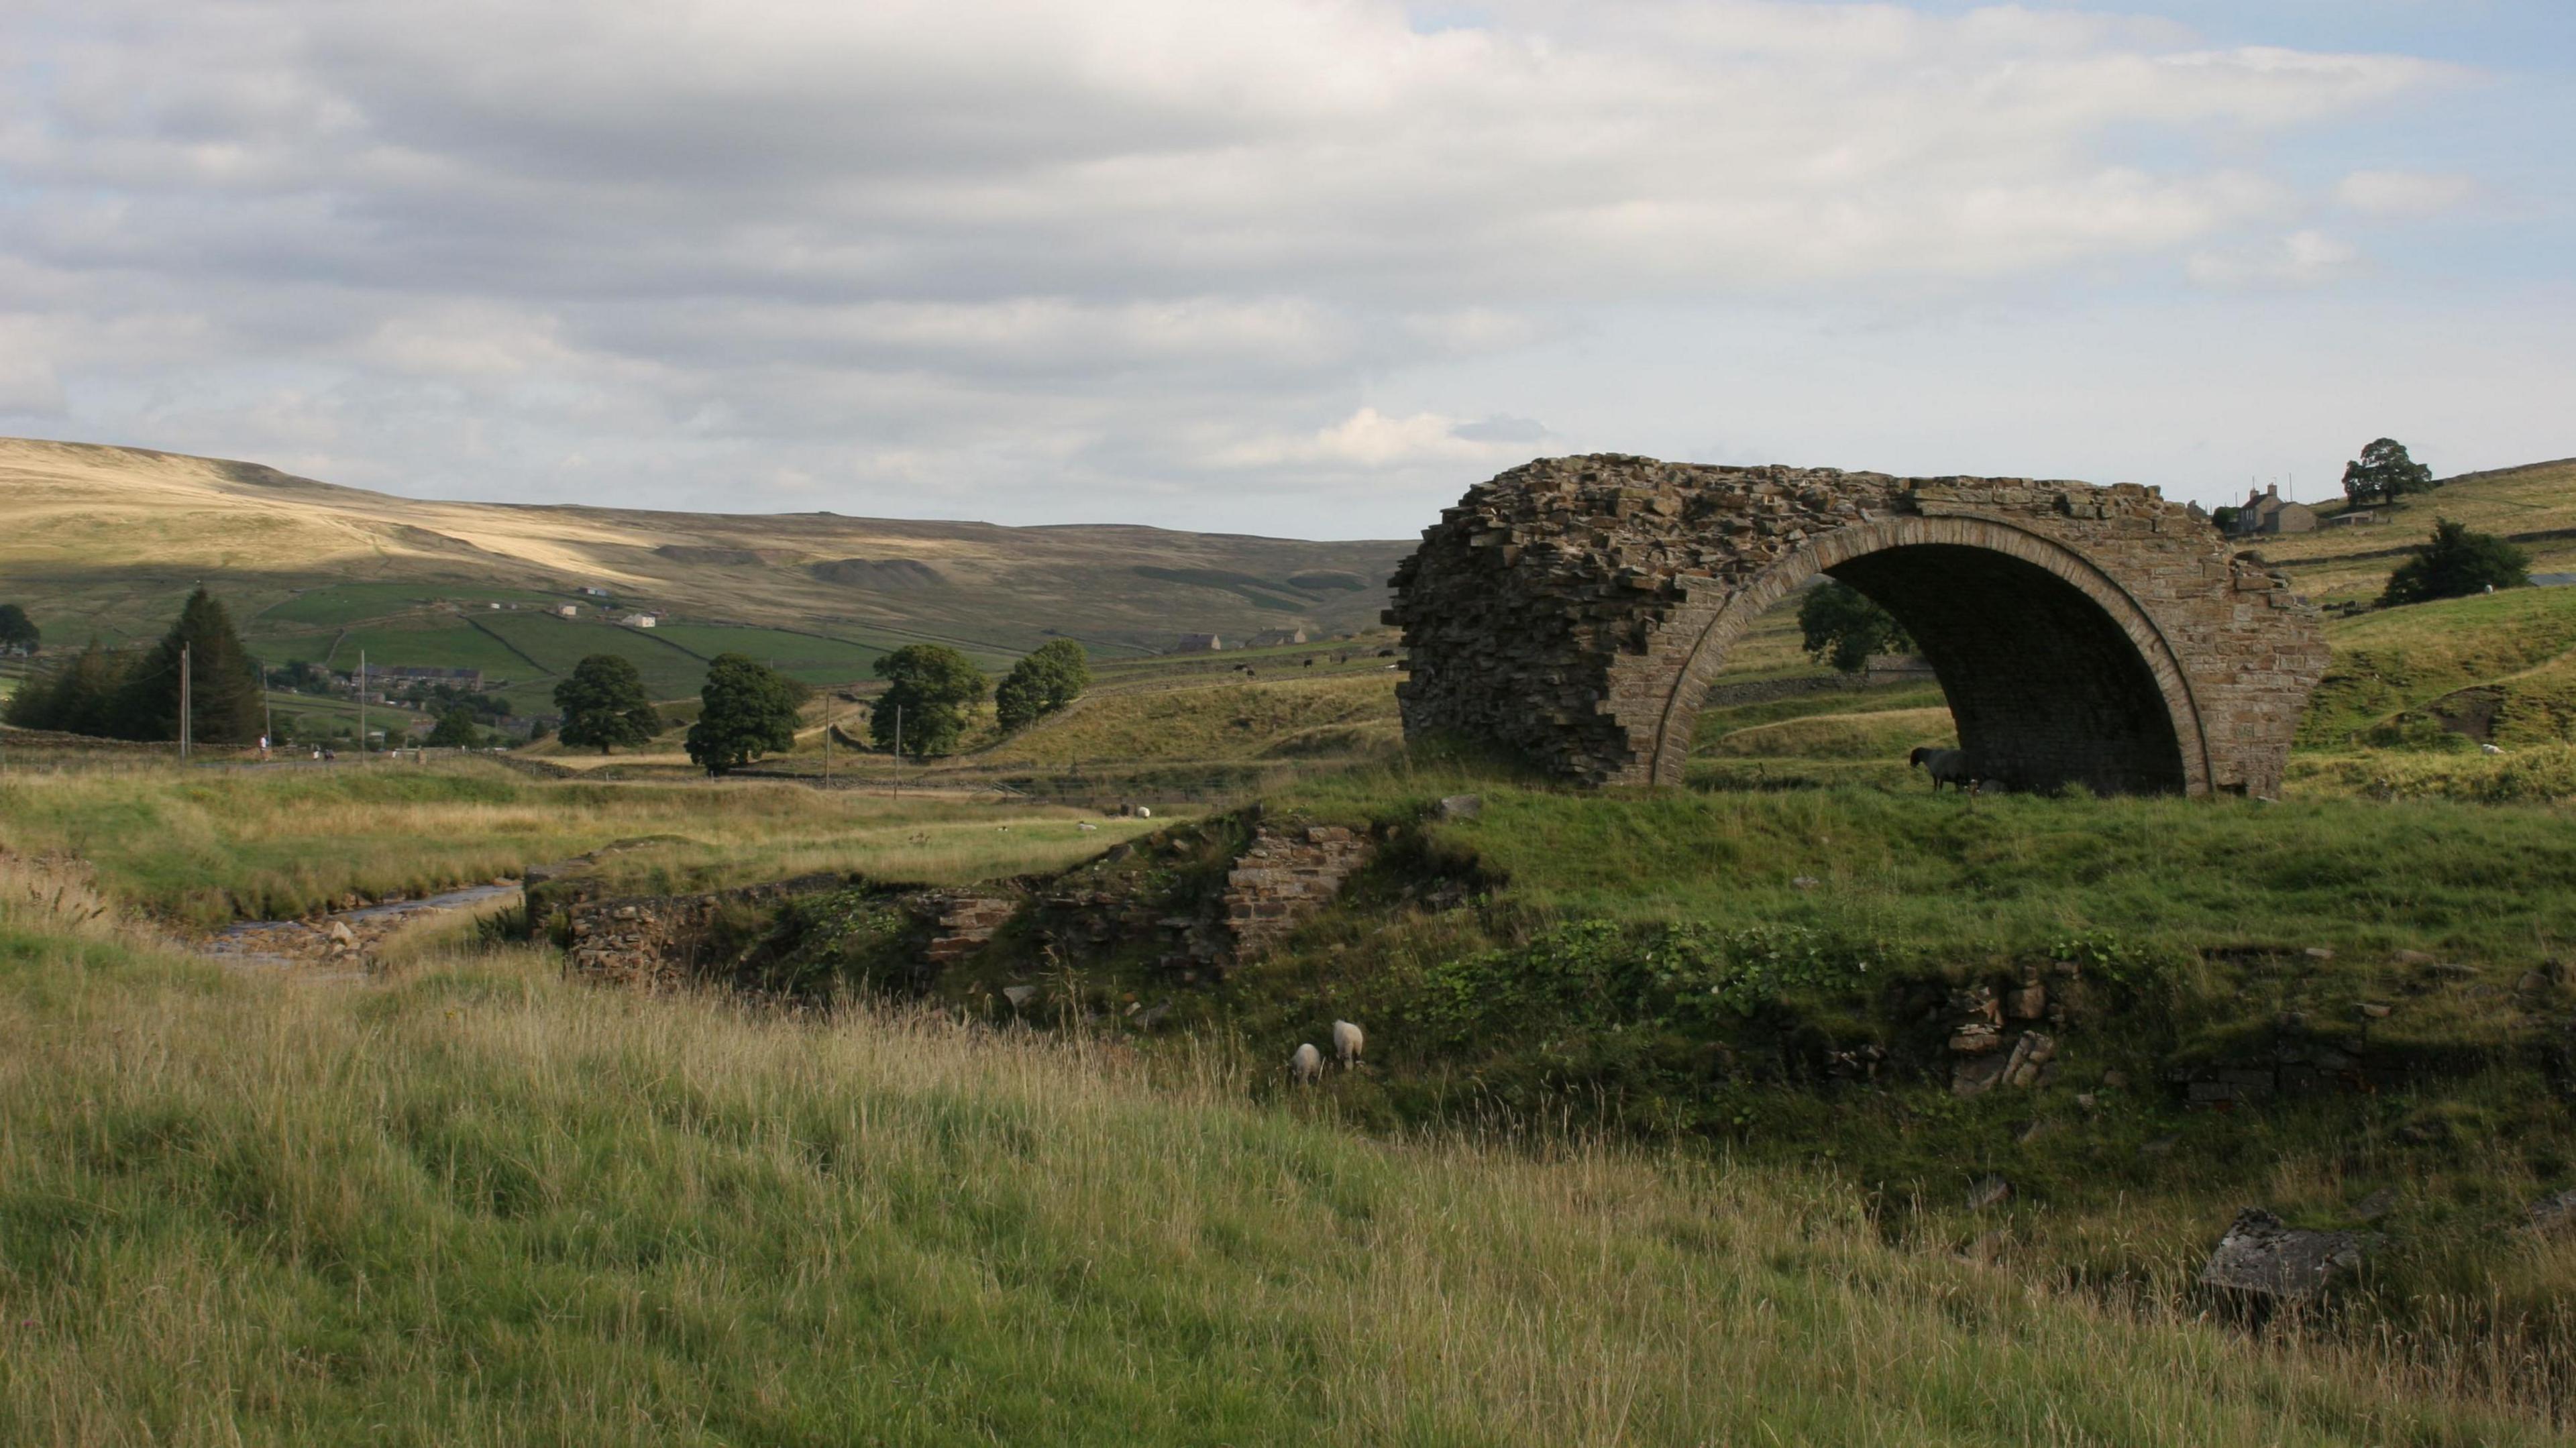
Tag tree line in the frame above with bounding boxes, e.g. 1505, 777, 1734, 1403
547, 639, 1091, 777
6, 593, 1097, 765
2, 589, 267, 742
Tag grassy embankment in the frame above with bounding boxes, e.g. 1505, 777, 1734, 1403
849, 759, 2576, 1414
0, 852, 2560, 1445
0, 759, 1164, 929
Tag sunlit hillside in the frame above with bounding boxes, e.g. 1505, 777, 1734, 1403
0, 437, 1407, 663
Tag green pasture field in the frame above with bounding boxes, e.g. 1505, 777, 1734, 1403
250, 620, 541, 681
0, 759, 1160, 929
254, 582, 578, 628
2300, 585, 2576, 744
475, 613, 710, 698
0, 853, 2558, 1445
644, 623, 888, 683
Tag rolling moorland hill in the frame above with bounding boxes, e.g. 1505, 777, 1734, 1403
2239, 457, 2576, 604
0, 437, 1410, 684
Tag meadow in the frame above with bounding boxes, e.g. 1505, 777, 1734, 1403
8, 441, 2576, 1441
0, 759, 1161, 928
0, 854, 2560, 1446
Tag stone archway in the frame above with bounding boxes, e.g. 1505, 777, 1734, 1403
1386, 455, 2328, 797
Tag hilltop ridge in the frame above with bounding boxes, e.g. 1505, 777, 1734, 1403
0, 436, 1409, 663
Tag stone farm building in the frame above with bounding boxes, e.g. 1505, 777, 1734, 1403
1175, 633, 1223, 653
2231, 484, 2316, 536
1246, 628, 1309, 648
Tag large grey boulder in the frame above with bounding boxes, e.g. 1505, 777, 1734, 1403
2198, 1208, 2368, 1304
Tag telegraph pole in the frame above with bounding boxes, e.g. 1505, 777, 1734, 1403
893, 704, 902, 801
358, 649, 367, 762
178, 643, 191, 761
822, 691, 833, 787
259, 657, 273, 760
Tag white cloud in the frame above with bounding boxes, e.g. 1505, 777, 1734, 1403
2186, 229, 2366, 289
1212, 408, 1535, 469
0, 0, 2506, 531
2334, 169, 2481, 218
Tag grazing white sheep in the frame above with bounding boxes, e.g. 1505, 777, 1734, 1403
1332, 1019, 1365, 1067
1291, 1042, 1324, 1083
2481, 743, 2504, 755
1909, 746, 1976, 793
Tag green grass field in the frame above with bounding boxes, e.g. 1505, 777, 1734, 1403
0, 856, 2559, 1445
255, 583, 579, 628
0, 760, 1161, 928
645, 624, 889, 683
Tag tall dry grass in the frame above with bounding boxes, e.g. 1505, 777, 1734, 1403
0, 878, 2559, 1444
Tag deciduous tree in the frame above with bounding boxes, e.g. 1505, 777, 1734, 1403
425, 708, 486, 748
553, 655, 661, 753
2381, 518, 2529, 606
869, 644, 986, 756
0, 603, 37, 655
1796, 581, 1913, 675
2342, 437, 2434, 508
994, 638, 1091, 731
686, 653, 810, 775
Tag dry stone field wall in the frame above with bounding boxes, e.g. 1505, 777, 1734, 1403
1388, 455, 2329, 797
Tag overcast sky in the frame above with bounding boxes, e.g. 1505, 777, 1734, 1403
3, 1, 2568, 538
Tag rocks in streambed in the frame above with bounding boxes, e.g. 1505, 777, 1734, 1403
201, 879, 525, 973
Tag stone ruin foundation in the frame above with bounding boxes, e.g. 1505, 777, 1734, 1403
1387, 455, 2329, 797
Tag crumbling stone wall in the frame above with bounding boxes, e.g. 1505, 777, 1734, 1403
1225, 824, 1372, 956
1387, 455, 2328, 796
562, 874, 845, 991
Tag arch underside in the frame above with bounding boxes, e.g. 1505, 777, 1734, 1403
1646, 522, 2209, 795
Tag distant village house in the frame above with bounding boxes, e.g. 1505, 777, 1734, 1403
618, 612, 658, 628
1246, 628, 1308, 648
553, 604, 580, 618
1175, 633, 1223, 653
2230, 484, 2315, 537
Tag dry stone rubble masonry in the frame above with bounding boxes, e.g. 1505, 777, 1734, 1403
1224, 824, 1373, 957
914, 892, 1017, 966
561, 874, 846, 991
1387, 455, 2328, 797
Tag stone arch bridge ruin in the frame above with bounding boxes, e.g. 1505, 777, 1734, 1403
1387, 455, 2328, 797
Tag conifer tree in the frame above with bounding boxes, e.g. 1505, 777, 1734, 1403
109, 588, 265, 743
3, 639, 130, 734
